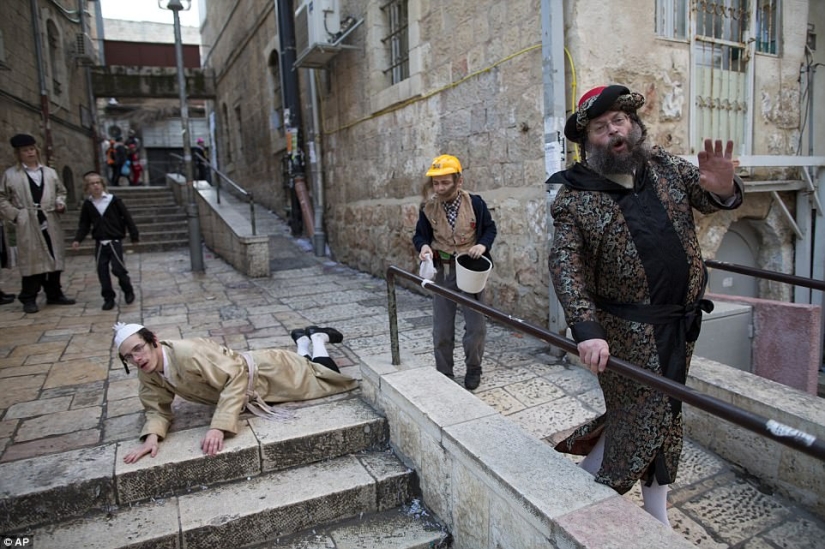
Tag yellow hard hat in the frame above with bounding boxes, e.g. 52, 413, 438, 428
426, 154, 462, 177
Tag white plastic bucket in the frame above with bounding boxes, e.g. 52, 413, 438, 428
455, 253, 492, 293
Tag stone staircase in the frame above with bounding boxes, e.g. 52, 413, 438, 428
1, 398, 449, 549
62, 185, 189, 255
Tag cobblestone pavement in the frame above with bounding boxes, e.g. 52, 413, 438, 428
1, 210, 824, 547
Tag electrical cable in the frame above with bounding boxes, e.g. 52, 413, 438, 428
323, 43, 542, 135
564, 46, 579, 163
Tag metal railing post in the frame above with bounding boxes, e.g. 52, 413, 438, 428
249, 192, 256, 236
387, 271, 400, 365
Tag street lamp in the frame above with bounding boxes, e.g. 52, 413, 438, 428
158, 0, 204, 272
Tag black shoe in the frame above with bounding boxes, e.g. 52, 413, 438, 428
306, 326, 343, 343
46, 296, 76, 305
124, 291, 135, 304
23, 302, 39, 314
102, 300, 115, 311
290, 328, 307, 342
464, 370, 482, 391
0, 292, 14, 305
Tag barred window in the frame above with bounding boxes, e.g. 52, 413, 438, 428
381, 0, 409, 85
655, 0, 688, 40
47, 20, 62, 96
756, 0, 780, 55
268, 50, 285, 138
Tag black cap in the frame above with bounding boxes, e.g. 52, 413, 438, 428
10, 134, 36, 148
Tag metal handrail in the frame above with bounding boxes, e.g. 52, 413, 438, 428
385, 265, 825, 461
169, 152, 257, 236
706, 260, 825, 292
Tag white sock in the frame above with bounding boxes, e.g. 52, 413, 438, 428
296, 336, 311, 357
579, 433, 606, 476
310, 332, 330, 358
642, 477, 671, 527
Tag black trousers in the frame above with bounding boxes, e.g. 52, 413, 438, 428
111, 162, 125, 186
301, 354, 340, 373
96, 240, 132, 300
18, 228, 63, 303
19, 271, 63, 303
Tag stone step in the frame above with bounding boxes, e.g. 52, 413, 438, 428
64, 204, 184, 216
0, 398, 388, 532
27, 451, 419, 549
60, 213, 187, 228
60, 186, 186, 255
251, 505, 449, 549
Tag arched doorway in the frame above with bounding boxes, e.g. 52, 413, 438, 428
708, 220, 759, 298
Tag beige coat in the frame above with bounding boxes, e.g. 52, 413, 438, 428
0, 164, 67, 276
137, 339, 359, 440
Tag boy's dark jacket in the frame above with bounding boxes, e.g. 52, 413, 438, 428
74, 195, 139, 243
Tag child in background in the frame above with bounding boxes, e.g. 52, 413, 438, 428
72, 171, 139, 310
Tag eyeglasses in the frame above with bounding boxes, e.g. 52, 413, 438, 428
588, 114, 629, 137
123, 342, 149, 363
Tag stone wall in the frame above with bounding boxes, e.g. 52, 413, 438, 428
320, 0, 548, 323
709, 293, 822, 394
1, 1, 97, 206
200, 0, 815, 326
199, 0, 289, 220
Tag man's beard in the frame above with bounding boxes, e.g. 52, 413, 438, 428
586, 124, 651, 176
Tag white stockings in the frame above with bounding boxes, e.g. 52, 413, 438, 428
579, 433, 671, 527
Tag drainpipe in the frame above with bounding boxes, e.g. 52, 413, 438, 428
541, 0, 566, 353
276, 0, 314, 237
29, 0, 53, 164
93, 0, 105, 66
78, 0, 100, 172
307, 68, 326, 256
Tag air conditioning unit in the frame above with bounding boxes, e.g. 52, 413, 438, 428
72, 33, 98, 66
294, 0, 341, 68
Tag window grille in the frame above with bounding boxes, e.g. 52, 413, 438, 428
756, 0, 780, 54
693, 0, 750, 152
655, 0, 689, 40
381, 0, 409, 85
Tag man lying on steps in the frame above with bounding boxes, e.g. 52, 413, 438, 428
114, 323, 358, 463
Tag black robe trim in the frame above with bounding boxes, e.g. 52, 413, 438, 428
599, 165, 698, 486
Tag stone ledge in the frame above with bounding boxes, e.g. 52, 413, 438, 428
686, 356, 825, 518
196, 184, 270, 278
359, 355, 693, 548
166, 175, 271, 277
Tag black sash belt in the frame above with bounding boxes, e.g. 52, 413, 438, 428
593, 297, 714, 343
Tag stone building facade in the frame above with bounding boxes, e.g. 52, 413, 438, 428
1, 1, 99, 206
201, 0, 821, 326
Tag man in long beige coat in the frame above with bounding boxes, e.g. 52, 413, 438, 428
114, 323, 359, 463
0, 134, 76, 313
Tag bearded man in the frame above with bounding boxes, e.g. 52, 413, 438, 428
548, 85, 744, 526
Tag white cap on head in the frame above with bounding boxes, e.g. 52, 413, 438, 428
113, 322, 144, 352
